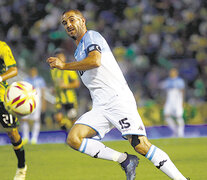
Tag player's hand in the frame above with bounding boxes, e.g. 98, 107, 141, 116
47, 57, 65, 70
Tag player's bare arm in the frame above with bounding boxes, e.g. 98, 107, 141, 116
47, 50, 101, 71
0, 67, 18, 81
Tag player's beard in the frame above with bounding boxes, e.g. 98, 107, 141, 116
67, 27, 77, 40
71, 36, 77, 40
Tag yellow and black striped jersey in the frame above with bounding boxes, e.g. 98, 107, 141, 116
0, 41, 17, 102
51, 69, 79, 109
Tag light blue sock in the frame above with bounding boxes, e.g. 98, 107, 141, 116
79, 138, 126, 162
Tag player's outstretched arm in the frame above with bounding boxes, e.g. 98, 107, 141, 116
0, 67, 18, 82
47, 50, 101, 71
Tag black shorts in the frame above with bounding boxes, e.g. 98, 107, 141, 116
0, 102, 18, 128
57, 103, 74, 114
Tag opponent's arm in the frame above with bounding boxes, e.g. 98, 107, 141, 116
0, 67, 18, 82
47, 50, 101, 70
0, 42, 18, 82
60, 79, 80, 89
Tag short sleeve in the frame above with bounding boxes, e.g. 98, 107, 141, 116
84, 31, 104, 53
161, 79, 170, 89
39, 77, 46, 88
1, 42, 16, 67
177, 78, 185, 89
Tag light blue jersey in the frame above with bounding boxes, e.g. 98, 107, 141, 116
25, 76, 45, 93
74, 31, 146, 138
74, 30, 133, 106
162, 77, 185, 90
162, 77, 185, 112
24, 76, 46, 103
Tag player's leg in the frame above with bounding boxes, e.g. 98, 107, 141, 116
165, 115, 177, 136
54, 104, 72, 131
67, 108, 139, 180
30, 110, 41, 144
0, 103, 27, 180
63, 103, 77, 130
128, 135, 187, 180
176, 116, 185, 137
31, 120, 40, 144
7, 128, 27, 180
55, 112, 73, 131
0, 102, 27, 172
164, 105, 177, 136
110, 97, 187, 180
175, 108, 185, 138
7, 128, 26, 168
67, 124, 127, 163
54, 112, 65, 130
21, 120, 30, 144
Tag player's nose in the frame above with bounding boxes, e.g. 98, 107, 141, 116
66, 20, 72, 27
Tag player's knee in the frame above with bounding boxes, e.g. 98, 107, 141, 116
67, 131, 82, 150
131, 135, 140, 148
55, 113, 63, 123
7, 128, 21, 143
177, 117, 184, 125
132, 135, 151, 156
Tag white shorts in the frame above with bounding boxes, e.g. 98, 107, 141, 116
164, 103, 183, 117
75, 96, 146, 139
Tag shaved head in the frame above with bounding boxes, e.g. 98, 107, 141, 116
62, 9, 85, 19
61, 9, 87, 44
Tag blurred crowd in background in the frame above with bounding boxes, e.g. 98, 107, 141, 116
0, 0, 207, 128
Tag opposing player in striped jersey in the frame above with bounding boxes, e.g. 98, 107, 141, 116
51, 48, 80, 131
0, 40, 27, 180
161, 68, 185, 137
47, 10, 189, 180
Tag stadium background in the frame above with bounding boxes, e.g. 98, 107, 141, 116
0, 0, 207, 135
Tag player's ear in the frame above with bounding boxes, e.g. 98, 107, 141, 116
81, 17, 86, 24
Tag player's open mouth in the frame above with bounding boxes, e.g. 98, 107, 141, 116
67, 27, 75, 32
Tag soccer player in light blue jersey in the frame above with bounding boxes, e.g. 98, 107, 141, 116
161, 68, 185, 137
47, 9, 189, 180
21, 67, 46, 144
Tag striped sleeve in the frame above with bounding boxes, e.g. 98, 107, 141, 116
1, 42, 16, 67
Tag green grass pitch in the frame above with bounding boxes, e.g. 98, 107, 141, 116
1, 137, 207, 180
